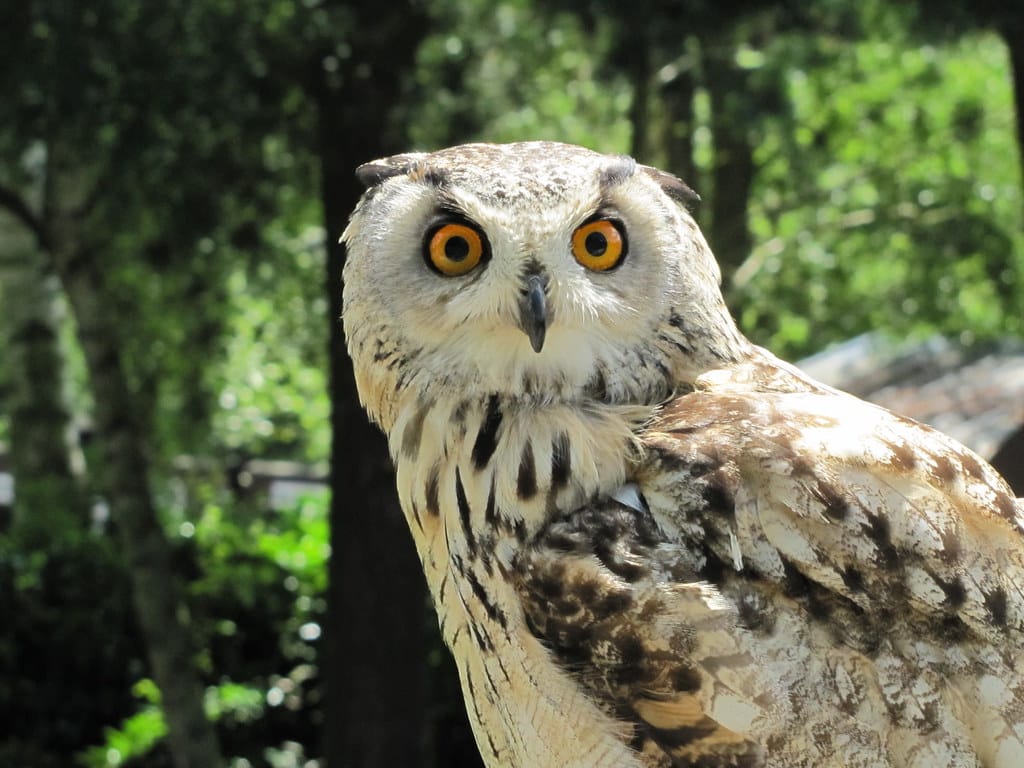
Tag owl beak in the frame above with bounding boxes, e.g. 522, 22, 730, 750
519, 273, 548, 353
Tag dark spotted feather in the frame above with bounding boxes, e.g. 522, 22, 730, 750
515, 502, 768, 767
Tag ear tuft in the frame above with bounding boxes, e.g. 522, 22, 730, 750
640, 166, 700, 206
355, 153, 428, 188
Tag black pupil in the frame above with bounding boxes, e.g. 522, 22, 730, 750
585, 230, 608, 256
445, 234, 470, 262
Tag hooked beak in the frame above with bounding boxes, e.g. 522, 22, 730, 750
518, 273, 548, 353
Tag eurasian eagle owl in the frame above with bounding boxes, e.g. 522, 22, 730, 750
342, 142, 1024, 767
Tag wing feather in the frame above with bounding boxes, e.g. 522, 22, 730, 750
516, 367, 1024, 766
637, 382, 1024, 765
514, 502, 769, 767
642, 387, 1024, 643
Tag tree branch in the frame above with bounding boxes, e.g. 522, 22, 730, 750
0, 184, 48, 249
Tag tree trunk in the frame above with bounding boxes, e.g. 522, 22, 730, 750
312, 6, 435, 764
999, 18, 1024, 216
659, 54, 699, 196
705, 51, 756, 294
627, 36, 652, 159
0, 219, 84, 545
320, 118, 433, 768
46, 174, 222, 768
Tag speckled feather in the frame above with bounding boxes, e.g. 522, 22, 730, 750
342, 142, 1024, 767
515, 502, 769, 767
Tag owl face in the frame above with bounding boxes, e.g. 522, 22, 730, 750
343, 142, 744, 426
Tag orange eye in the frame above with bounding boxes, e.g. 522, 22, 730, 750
426, 222, 485, 276
571, 219, 626, 271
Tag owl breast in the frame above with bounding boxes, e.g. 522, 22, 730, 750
386, 389, 657, 767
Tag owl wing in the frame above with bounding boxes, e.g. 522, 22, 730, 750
514, 500, 770, 768
517, 380, 1024, 766
639, 386, 1024, 643
637, 384, 1024, 764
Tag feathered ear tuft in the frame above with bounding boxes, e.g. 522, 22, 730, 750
640, 165, 700, 206
355, 153, 428, 188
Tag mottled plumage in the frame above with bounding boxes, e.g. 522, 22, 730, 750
342, 141, 1024, 767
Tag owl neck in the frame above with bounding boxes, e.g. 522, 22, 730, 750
382, 389, 650, 766
388, 390, 647, 549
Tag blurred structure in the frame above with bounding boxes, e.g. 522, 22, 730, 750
800, 333, 1024, 494
0, 450, 12, 526
228, 458, 328, 510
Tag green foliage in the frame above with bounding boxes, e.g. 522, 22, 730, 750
0, 536, 142, 767
406, 0, 632, 150
737, 28, 1022, 356
253, 493, 330, 596
58, 490, 329, 767
77, 680, 168, 768
187, 491, 328, 764
77, 678, 272, 768
212, 231, 329, 463
206, 681, 267, 724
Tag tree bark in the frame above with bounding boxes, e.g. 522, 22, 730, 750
322, 147, 430, 765
705, 51, 756, 294
311, 5, 436, 764
45, 175, 222, 768
627, 33, 653, 159
659, 55, 699, 197
0, 217, 85, 545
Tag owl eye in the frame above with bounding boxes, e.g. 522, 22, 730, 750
425, 222, 486, 276
571, 219, 627, 271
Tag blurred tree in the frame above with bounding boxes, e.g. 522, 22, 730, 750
405, 0, 631, 152
319, 27, 440, 768
656, 41, 700, 201
737, 5, 1022, 358
559, 0, 791, 280
314, 12, 439, 768
0, 1, 294, 764
703, 36, 762, 284
253, 1, 438, 765
47, 161, 223, 768
904, 1, 1024, 214
0, 219, 85, 546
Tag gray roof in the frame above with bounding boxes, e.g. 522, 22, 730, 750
799, 333, 1024, 462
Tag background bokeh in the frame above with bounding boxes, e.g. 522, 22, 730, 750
0, 1, 1020, 766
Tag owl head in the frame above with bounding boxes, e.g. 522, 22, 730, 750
342, 142, 749, 429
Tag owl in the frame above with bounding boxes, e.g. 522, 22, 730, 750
341, 142, 1024, 767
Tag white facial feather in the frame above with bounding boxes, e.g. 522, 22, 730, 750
342, 142, 747, 430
